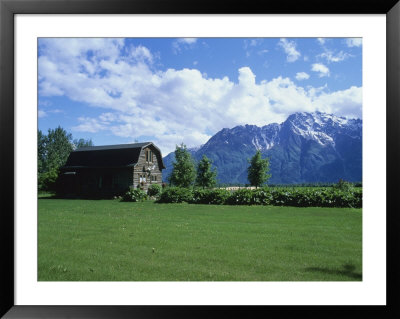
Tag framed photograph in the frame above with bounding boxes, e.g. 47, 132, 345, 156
1, 0, 399, 318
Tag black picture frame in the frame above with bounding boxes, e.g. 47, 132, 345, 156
1, 0, 399, 318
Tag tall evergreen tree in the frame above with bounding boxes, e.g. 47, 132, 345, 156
196, 155, 217, 189
169, 143, 196, 188
247, 150, 271, 188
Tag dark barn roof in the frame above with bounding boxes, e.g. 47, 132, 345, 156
63, 142, 166, 169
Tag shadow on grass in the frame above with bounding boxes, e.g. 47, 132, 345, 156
38, 194, 57, 199
305, 263, 362, 280
38, 193, 120, 200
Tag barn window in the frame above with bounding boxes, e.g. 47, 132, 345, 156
146, 149, 153, 162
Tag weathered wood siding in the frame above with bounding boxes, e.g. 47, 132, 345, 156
132, 146, 163, 191
77, 168, 132, 193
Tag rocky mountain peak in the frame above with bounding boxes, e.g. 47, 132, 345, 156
163, 111, 362, 184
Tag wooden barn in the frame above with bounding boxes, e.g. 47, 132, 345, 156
59, 142, 165, 197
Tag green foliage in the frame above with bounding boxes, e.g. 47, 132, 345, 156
168, 143, 196, 188
38, 130, 46, 174
45, 126, 74, 170
195, 155, 217, 189
265, 187, 362, 208
247, 150, 271, 188
333, 179, 354, 192
73, 138, 94, 149
155, 186, 362, 208
147, 184, 162, 198
224, 188, 271, 206
190, 188, 230, 205
38, 127, 94, 192
38, 167, 60, 192
122, 188, 148, 202
157, 187, 193, 203
38, 127, 74, 191
226, 188, 257, 205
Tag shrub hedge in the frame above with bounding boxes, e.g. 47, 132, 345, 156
190, 188, 231, 205
147, 184, 162, 198
156, 186, 362, 208
122, 188, 148, 202
157, 187, 193, 203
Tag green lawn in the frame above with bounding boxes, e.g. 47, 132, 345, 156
38, 199, 362, 281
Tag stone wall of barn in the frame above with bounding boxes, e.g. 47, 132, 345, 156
132, 146, 163, 191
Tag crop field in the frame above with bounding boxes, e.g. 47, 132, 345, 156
38, 198, 362, 281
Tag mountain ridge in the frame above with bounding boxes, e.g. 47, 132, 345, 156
163, 111, 362, 184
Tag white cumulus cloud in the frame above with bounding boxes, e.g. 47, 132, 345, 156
172, 38, 198, 54
129, 45, 154, 63
313, 86, 362, 119
295, 72, 310, 80
178, 38, 197, 44
346, 38, 362, 47
39, 39, 361, 154
316, 38, 354, 63
278, 38, 301, 62
311, 63, 330, 77
38, 110, 47, 118
318, 51, 352, 63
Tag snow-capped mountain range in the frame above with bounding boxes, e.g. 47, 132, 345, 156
163, 112, 362, 184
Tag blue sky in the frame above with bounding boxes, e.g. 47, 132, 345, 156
38, 37, 362, 154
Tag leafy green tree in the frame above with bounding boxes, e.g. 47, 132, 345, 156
73, 138, 93, 150
168, 143, 196, 188
196, 155, 217, 189
38, 168, 60, 192
38, 126, 74, 191
45, 126, 73, 170
247, 150, 271, 188
38, 130, 46, 174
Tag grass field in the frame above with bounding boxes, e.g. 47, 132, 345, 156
38, 198, 362, 281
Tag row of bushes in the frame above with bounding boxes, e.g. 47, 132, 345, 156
121, 184, 162, 202
156, 186, 362, 208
